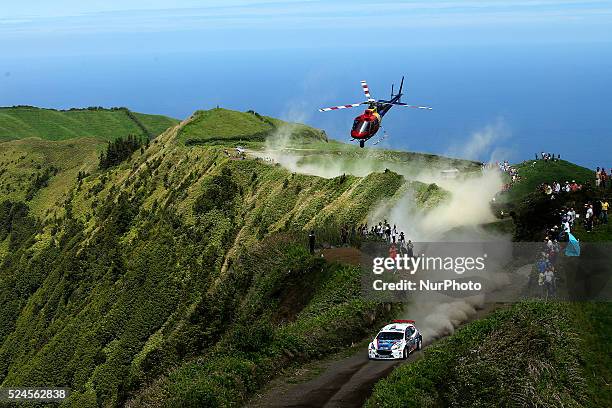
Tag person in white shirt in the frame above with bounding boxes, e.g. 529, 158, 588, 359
563, 220, 570, 234
546, 237, 553, 251
544, 269, 555, 296
585, 204, 594, 232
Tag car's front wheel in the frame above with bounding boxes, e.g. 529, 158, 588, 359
402, 347, 408, 359
416, 337, 423, 351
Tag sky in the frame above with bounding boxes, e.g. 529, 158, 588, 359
1, 1, 611, 167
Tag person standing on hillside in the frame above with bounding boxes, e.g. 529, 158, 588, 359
398, 232, 406, 254
341, 225, 348, 247
308, 230, 316, 254
593, 201, 602, 227
384, 224, 391, 243
406, 240, 414, 258
389, 244, 398, 273
544, 267, 556, 297
601, 199, 609, 224
600, 168, 608, 189
585, 204, 594, 232
595, 167, 601, 188
570, 207, 577, 227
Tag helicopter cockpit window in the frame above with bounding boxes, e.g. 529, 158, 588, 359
357, 121, 371, 133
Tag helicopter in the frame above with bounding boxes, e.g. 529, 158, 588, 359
318, 77, 432, 147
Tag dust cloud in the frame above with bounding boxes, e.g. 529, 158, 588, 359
256, 122, 517, 342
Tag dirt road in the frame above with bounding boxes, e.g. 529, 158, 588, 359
247, 303, 502, 408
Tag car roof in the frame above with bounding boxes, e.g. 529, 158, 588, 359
379, 323, 415, 332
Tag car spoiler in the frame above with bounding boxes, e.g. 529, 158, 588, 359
393, 319, 415, 324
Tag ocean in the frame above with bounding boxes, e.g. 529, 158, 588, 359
1, 43, 610, 168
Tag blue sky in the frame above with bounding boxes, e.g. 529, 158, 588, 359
2, 1, 612, 56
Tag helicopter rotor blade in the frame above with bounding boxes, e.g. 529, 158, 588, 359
360, 80, 375, 102
383, 102, 432, 110
318, 103, 364, 112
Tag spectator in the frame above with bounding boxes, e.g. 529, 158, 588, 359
341, 225, 348, 246
568, 207, 576, 227
601, 199, 609, 224
308, 230, 316, 254
564, 181, 570, 193
538, 270, 545, 296
406, 240, 414, 258
389, 243, 397, 258
544, 268, 556, 297
585, 204, 594, 232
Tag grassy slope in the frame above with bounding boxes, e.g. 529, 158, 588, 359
0, 117, 446, 407
367, 301, 612, 408
501, 159, 594, 204
0, 137, 103, 218
0, 106, 178, 142
177, 108, 327, 145
3, 105, 605, 408
367, 159, 610, 408
0, 107, 179, 218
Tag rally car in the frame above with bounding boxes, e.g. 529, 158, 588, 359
368, 320, 423, 360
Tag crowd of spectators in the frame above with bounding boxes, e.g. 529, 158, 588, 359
536, 152, 561, 161
538, 180, 583, 198
356, 220, 414, 256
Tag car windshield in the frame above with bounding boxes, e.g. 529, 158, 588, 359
377, 331, 403, 340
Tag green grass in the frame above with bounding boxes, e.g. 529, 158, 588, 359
0, 105, 607, 408
501, 159, 594, 204
366, 301, 612, 408
571, 217, 612, 242
0, 122, 410, 407
177, 108, 327, 145
0, 106, 178, 142
0, 137, 103, 216
126, 239, 396, 408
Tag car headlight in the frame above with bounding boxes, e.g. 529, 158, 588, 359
369, 342, 375, 350
391, 342, 401, 350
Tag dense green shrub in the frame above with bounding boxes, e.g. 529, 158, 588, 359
366, 301, 602, 408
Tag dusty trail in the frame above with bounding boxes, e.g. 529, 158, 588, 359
247, 302, 502, 408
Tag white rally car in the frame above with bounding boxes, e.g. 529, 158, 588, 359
368, 320, 423, 360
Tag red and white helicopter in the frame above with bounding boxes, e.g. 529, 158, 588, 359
318, 77, 432, 147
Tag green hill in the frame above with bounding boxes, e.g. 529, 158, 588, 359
0, 106, 179, 142
0, 106, 608, 408
500, 159, 594, 204
178, 108, 328, 145
0, 137, 102, 218
0, 113, 447, 407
